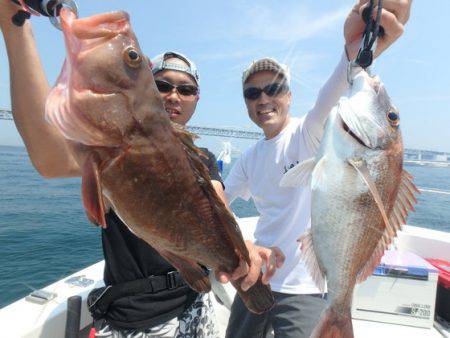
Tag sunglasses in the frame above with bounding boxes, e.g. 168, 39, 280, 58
155, 79, 199, 97
243, 82, 288, 100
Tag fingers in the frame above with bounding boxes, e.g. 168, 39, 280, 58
272, 246, 286, 268
358, 0, 411, 25
258, 247, 275, 285
240, 245, 263, 291
215, 257, 248, 284
377, 0, 411, 24
0, 0, 22, 26
374, 8, 405, 56
354, 1, 409, 57
230, 256, 249, 280
377, 7, 405, 39
215, 271, 231, 284
219, 243, 285, 291
261, 252, 276, 285
260, 246, 286, 284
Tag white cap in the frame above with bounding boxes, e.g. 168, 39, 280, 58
151, 51, 200, 85
242, 58, 290, 86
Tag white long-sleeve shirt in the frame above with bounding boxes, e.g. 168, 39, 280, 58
225, 53, 349, 294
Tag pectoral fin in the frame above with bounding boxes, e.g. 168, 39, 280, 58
159, 250, 211, 293
279, 157, 316, 187
81, 151, 106, 228
347, 158, 391, 230
347, 158, 392, 282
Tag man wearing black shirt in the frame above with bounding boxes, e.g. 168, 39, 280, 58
98, 52, 235, 336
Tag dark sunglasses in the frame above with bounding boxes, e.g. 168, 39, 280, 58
155, 79, 199, 96
243, 82, 288, 100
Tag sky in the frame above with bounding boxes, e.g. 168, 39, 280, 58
0, 0, 449, 154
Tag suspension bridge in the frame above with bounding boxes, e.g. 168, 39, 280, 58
0, 108, 263, 140
2, 108, 450, 195
2, 108, 450, 165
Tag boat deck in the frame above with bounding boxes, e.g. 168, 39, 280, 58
1, 218, 449, 337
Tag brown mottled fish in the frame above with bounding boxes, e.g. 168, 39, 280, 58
280, 69, 418, 337
45, 9, 274, 313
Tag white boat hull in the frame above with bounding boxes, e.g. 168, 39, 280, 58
1, 217, 449, 338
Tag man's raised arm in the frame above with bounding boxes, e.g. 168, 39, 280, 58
1, 0, 80, 178
302, 0, 412, 154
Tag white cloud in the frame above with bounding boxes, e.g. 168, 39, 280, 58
195, 2, 350, 44
232, 3, 349, 42
195, 2, 349, 89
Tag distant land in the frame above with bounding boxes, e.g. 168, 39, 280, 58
2, 109, 450, 157
1, 144, 449, 164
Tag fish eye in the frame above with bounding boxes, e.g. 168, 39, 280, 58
123, 47, 142, 68
387, 111, 400, 127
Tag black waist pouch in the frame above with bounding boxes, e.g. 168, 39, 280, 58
87, 272, 198, 330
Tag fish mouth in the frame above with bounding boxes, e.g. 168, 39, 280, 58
342, 119, 368, 148
61, 9, 130, 39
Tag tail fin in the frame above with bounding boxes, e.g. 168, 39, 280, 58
231, 275, 274, 314
311, 306, 353, 338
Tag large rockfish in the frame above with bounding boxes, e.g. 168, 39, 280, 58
46, 9, 274, 313
280, 68, 418, 337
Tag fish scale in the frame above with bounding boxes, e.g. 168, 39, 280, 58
281, 68, 418, 337
45, 8, 274, 314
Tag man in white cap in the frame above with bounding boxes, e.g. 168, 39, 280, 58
224, 1, 412, 337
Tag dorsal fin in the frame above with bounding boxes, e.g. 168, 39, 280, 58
171, 122, 205, 158
355, 169, 419, 283
171, 123, 251, 266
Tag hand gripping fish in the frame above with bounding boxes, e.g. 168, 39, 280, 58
280, 68, 418, 337
45, 9, 274, 314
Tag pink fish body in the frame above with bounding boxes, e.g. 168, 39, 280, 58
281, 69, 419, 337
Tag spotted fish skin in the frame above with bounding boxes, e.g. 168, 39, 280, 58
46, 9, 274, 314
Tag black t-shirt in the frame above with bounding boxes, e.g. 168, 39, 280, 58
101, 147, 222, 329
